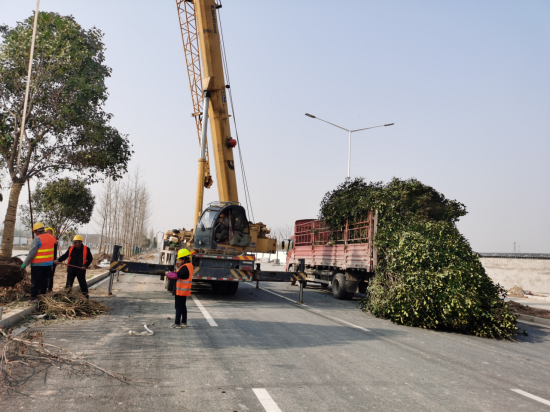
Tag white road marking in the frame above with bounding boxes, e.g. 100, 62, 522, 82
511, 389, 550, 406
191, 295, 218, 327
250, 283, 308, 306
253, 388, 282, 412
247, 283, 370, 332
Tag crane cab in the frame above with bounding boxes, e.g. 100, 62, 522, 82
194, 202, 251, 251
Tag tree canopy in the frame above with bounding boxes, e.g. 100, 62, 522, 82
0, 12, 132, 259
0, 12, 132, 183
20, 178, 95, 239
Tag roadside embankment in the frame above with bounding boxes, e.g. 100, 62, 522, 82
479, 253, 550, 295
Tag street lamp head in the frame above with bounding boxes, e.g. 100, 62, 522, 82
305, 113, 316, 118
384, 123, 394, 127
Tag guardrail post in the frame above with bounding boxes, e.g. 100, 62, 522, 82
298, 259, 305, 303
116, 254, 123, 282
108, 245, 121, 295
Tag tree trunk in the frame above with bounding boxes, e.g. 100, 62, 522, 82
0, 182, 25, 260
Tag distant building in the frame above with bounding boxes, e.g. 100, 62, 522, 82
0, 236, 29, 246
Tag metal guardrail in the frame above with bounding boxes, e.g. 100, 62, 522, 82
477, 253, 550, 260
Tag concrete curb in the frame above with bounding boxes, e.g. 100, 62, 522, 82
516, 313, 550, 326
0, 270, 111, 331
0, 305, 37, 330
79, 270, 111, 291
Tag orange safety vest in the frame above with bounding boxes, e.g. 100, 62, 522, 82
31, 233, 57, 265
176, 263, 194, 297
68, 245, 88, 267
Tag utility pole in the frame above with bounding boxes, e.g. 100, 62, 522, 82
27, 181, 34, 239
17, 0, 41, 173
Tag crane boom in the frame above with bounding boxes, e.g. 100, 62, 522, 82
176, 0, 213, 189
194, 0, 239, 203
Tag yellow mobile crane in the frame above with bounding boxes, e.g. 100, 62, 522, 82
109, 0, 308, 297
176, 0, 275, 255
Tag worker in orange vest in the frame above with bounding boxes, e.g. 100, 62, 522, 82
54, 235, 93, 298
44, 227, 58, 293
170, 248, 194, 329
21, 222, 57, 302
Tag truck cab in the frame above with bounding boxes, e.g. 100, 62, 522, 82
194, 202, 251, 251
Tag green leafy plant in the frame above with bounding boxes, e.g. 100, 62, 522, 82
19, 178, 95, 239
319, 177, 517, 339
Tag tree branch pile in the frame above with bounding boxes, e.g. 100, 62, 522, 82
37, 290, 111, 319
320, 177, 517, 339
0, 330, 128, 394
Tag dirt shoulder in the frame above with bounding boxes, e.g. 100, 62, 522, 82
52, 266, 108, 290
507, 300, 550, 320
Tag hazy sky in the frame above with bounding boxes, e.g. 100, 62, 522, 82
1, 0, 549, 253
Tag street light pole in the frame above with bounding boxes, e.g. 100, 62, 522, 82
348, 129, 352, 178
305, 113, 394, 178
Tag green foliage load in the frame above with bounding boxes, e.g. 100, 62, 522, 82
320, 178, 517, 339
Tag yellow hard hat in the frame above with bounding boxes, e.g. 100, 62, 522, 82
177, 249, 191, 259
73, 235, 84, 242
33, 222, 45, 231
45, 227, 55, 236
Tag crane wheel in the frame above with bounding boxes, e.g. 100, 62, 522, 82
227, 282, 239, 295
214, 281, 239, 295
166, 277, 175, 292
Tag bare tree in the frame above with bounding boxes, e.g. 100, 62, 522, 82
273, 225, 294, 250
93, 169, 151, 257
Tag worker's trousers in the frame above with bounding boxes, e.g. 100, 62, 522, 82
175, 295, 187, 325
66, 268, 89, 298
30, 265, 51, 298
46, 264, 56, 292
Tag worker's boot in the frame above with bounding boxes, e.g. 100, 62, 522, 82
170, 323, 182, 329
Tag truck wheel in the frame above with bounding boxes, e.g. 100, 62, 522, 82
332, 273, 347, 300
358, 281, 368, 294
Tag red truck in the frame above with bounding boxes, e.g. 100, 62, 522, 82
285, 211, 378, 300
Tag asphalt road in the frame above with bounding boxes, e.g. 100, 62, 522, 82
2, 272, 550, 412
